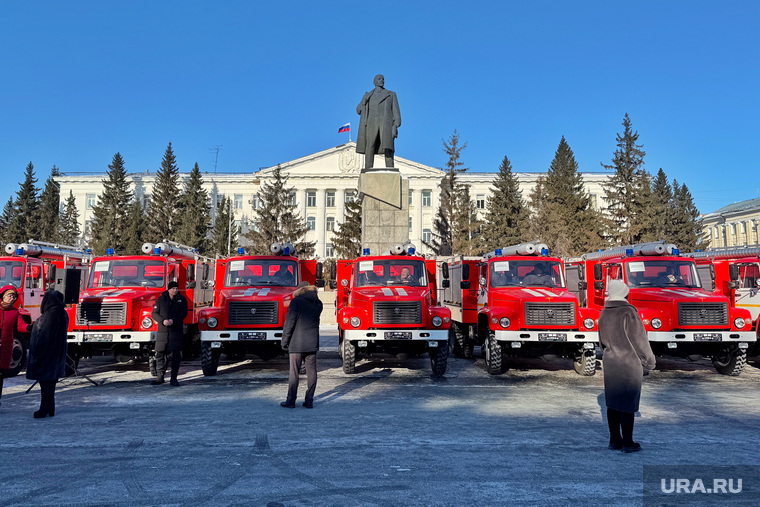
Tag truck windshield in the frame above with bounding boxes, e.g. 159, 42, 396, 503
88, 259, 167, 288
624, 260, 701, 288
0, 260, 24, 289
490, 260, 565, 288
354, 259, 428, 287
225, 259, 298, 287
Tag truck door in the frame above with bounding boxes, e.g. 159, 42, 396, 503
735, 263, 760, 322
23, 260, 45, 319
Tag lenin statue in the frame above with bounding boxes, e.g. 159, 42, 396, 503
356, 74, 401, 169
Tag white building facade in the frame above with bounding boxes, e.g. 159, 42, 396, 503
56, 143, 611, 258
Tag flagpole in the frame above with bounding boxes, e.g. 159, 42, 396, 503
348, 122, 351, 143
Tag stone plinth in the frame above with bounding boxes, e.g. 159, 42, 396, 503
359, 169, 409, 255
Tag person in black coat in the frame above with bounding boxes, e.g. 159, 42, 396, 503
26, 290, 68, 418
151, 281, 188, 386
280, 283, 323, 409
598, 280, 656, 453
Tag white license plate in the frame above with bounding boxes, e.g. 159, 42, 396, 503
538, 333, 567, 342
694, 333, 722, 342
385, 332, 412, 340
84, 333, 113, 342
239, 332, 266, 341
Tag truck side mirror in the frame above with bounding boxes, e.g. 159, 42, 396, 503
594, 281, 605, 290
462, 264, 470, 280
202, 263, 210, 279
728, 281, 740, 289
578, 281, 587, 291
442, 263, 449, 279
316, 279, 325, 288
460, 281, 471, 290
187, 264, 195, 282
316, 262, 323, 279
442, 279, 450, 288
47, 265, 57, 283
593, 264, 603, 281
729, 264, 740, 281
577, 266, 585, 281
329, 280, 337, 290
186, 281, 196, 289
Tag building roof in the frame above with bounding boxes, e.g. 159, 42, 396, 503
711, 196, 760, 215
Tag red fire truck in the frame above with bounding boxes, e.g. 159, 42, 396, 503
197, 243, 322, 376
1, 240, 90, 377
66, 241, 215, 369
567, 241, 754, 375
439, 242, 600, 375
684, 246, 760, 358
336, 244, 451, 377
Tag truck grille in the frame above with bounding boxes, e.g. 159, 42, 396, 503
678, 302, 728, 326
76, 302, 128, 326
524, 302, 575, 326
373, 301, 422, 325
228, 301, 279, 325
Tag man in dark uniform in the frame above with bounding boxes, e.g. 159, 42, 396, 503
151, 281, 188, 386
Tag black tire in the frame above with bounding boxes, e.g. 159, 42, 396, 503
149, 355, 157, 377
450, 323, 473, 359
4, 337, 26, 378
484, 331, 506, 375
448, 327, 462, 356
342, 338, 356, 374
712, 347, 747, 376
430, 341, 449, 377
573, 350, 597, 376
201, 342, 221, 376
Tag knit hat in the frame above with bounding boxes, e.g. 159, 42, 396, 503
167, 281, 179, 290
606, 279, 629, 301
1, 284, 19, 298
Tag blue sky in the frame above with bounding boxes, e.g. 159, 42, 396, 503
1, 1, 758, 214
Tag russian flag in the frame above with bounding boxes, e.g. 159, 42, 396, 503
338, 123, 350, 133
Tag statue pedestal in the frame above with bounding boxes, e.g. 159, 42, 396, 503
359, 169, 409, 255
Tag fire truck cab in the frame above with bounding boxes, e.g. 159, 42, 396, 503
440, 242, 600, 375
1, 240, 90, 377
197, 242, 322, 376
67, 241, 215, 368
568, 241, 755, 375
336, 244, 451, 377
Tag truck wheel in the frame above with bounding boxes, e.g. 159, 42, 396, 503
4, 337, 26, 378
573, 350, 597, 376
201, 342, 221, 376
342, 339, 356, 374
712, 347, 747, 376
149, 355, 157, 377
450, 324, 473, 358
485, 331, 506, 375
430, 341, 449, 377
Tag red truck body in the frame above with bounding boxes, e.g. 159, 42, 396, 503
568, 241, 754, 375
1, 241, 90, 376
197, 245, 321, 376
336, 246, 451, 377
66, 241, 215, 366
439, 242, 600, 375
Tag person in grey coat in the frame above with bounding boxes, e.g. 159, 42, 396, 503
280, 283, 323, 409
598, 280, 656, 453
26, 290, 69, 419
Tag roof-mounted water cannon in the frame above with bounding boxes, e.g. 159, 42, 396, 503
582, 241, 679, 261
380, 242, 418, 256
270, 243, 282, 255
6, 240, 90, 261
484, 242, 541, 260
144, 240, 198, 260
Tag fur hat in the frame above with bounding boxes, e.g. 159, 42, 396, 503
606, 279, 629, 301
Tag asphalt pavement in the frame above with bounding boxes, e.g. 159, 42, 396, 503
1, 326, 759, 506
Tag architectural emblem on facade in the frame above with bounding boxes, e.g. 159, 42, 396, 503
338, 148, 359, 174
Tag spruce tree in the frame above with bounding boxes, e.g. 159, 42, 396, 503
332, 191, 362, 259
122, 200, 147, 255
526, 176, 573, 255
0, 197, 14, 243
146, 143, 182, 242
670, 180, 704, 251
649, 168, 674, 241
601, 114, 650, 245
482, 155, 528, 251
89, 153, 133, 254
37, 165, 61, 243
58, 190, 81, 246
210, 196, 239, 256
245, 165, 315, 257
424, 130, 467, 255
451, 182, 481, 255
7, 162, 40, 243
175, 163, 211, 254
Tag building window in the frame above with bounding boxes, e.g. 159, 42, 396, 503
288, 192, 297, 206
86, 193, 96, 210
409, 217, 412, 230
409, 189, 413, 206
326, 216, 335, 231
216, 194, 225, 208
345, 190, 355, 203
422, 228, 432, 243
590, 194, 598, 210
326, 191, 336, 208
251, 193, 259, 209
422, 190, 431, 207
325, 243, 334, 258
234, 194, 243, 210
307, 191, 317, 207
476, 194, 485, 209
307, 216, 316, 231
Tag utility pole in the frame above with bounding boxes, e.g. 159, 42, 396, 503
210, 145, 222, 173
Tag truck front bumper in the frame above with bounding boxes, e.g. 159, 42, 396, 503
343, 329, 449, 342
647, 331, 755, 343
494, 330, 599, 343
67, 331, 154, 345
200, 329, 282, 342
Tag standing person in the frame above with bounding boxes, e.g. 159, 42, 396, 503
356, 74, 401, 169
151, 281, 188, 386
598, 280, 656, 453
280, 282, 323, 409
0, 285, 34, 408
26, 290, 68, 419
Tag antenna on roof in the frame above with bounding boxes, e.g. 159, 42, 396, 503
210, 145, 222, 173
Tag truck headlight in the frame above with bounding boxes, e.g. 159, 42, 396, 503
734, 317, 746, 329
432, 316, 443, 327
583, 318, 594, 330
350, 316, 361, 328
207, 317, 218, 328
651, 318, 662, 329
499, 317, 510, 329
141, 317, 153, 329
